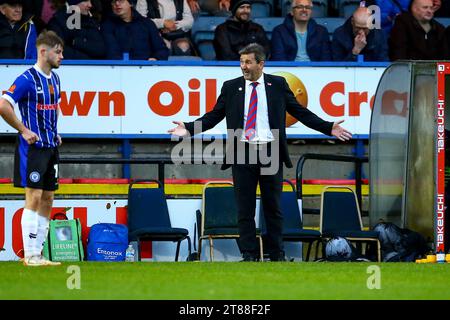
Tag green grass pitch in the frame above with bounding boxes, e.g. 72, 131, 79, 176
1, 261, 449, 300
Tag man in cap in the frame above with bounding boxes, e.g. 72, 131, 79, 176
0, 0, 37, 59
213, 0, 269, 60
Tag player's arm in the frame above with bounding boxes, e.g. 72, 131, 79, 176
0, 98, 39, 144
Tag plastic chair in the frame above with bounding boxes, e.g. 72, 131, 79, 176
339, 0, 361, 18
435, 17, 450, 28
259, 180, 321, 261
251, 0, 272, 18
127, 179, 191, 261
198, 181, 264, 261
191, 16, 227, 60
320, 186, 381, 261
315, 17, 346, 40
253, 17, 283, 40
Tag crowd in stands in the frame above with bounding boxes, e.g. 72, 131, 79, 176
0, 0, 449, 61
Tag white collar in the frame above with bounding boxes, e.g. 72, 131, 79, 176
245, 73, 264, 87
33, 64, 52, 79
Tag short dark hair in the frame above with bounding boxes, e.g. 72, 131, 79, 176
36, 30, 64, 49
238, 43, 266, 63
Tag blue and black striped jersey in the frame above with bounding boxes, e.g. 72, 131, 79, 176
2, 65, 61, 148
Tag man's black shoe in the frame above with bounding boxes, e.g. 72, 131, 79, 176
240, 253, 259, 262
269, 252, 287, 262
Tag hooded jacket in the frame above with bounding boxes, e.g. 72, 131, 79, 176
213, 17, 270, 60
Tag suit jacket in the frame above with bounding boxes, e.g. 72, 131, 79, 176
184, 73, 334, 170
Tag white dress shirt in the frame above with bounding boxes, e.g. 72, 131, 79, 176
241, 74, 274, 143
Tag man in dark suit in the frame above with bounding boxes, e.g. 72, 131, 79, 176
169, 43, 351, 262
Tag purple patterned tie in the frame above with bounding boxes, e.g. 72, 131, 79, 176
244, 82, 259, 141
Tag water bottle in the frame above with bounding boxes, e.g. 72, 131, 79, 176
125, 244, 135, 262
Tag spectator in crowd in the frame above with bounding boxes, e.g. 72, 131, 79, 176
213, 0, 270, 60
47, 0, 106, 59
271, 0, 331, 61
331, 6, 388, 61
376, 0, 444, 35
135, 0, 196, 56
102, 0, 169, 60
389, 0, 448, 60
375, 0, 410, 36
186, 0, 230, 16
0, 0, 37, 59
21, 0, 63, 32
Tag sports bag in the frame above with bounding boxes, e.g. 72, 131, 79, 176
87, 223, 128, 262
43, 215, 84, 262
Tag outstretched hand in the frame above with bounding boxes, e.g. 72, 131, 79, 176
331, 120, 352, 141
168, 121, 189, 137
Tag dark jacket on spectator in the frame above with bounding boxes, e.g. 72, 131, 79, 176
102, 8, 169, 60
331, 17, 389, 61
270, 14, 331, 61
213, 18, 270, 60
0, 11, 37, 59
47, 8, 106, 60
389, 12, 448, 61
22, 0, 47, 32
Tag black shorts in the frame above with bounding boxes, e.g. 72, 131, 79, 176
14, 141, 59, 191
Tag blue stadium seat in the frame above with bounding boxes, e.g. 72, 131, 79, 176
253, 17, 283, 40
315, 17, 346, 40
435, 17, 450, 27
339, 0, 362, 18
251, 0, 273, 18
191, 16, 227, 60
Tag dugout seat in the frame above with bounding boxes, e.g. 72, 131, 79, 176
198, 181, 264, 261
259, 180, 321, 261
319, 186, 381, 261
127, 179, 191, 261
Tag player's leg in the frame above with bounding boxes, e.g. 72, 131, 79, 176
36, 148, 61, 265
14, 140, 40, 260
22, 187, 44, 266
36, 190, 54, 255
15, 143, 54, 266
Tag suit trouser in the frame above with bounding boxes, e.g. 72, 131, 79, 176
231, 144, 283, 257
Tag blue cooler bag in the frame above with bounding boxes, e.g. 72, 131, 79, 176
87, 223, 128, 261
